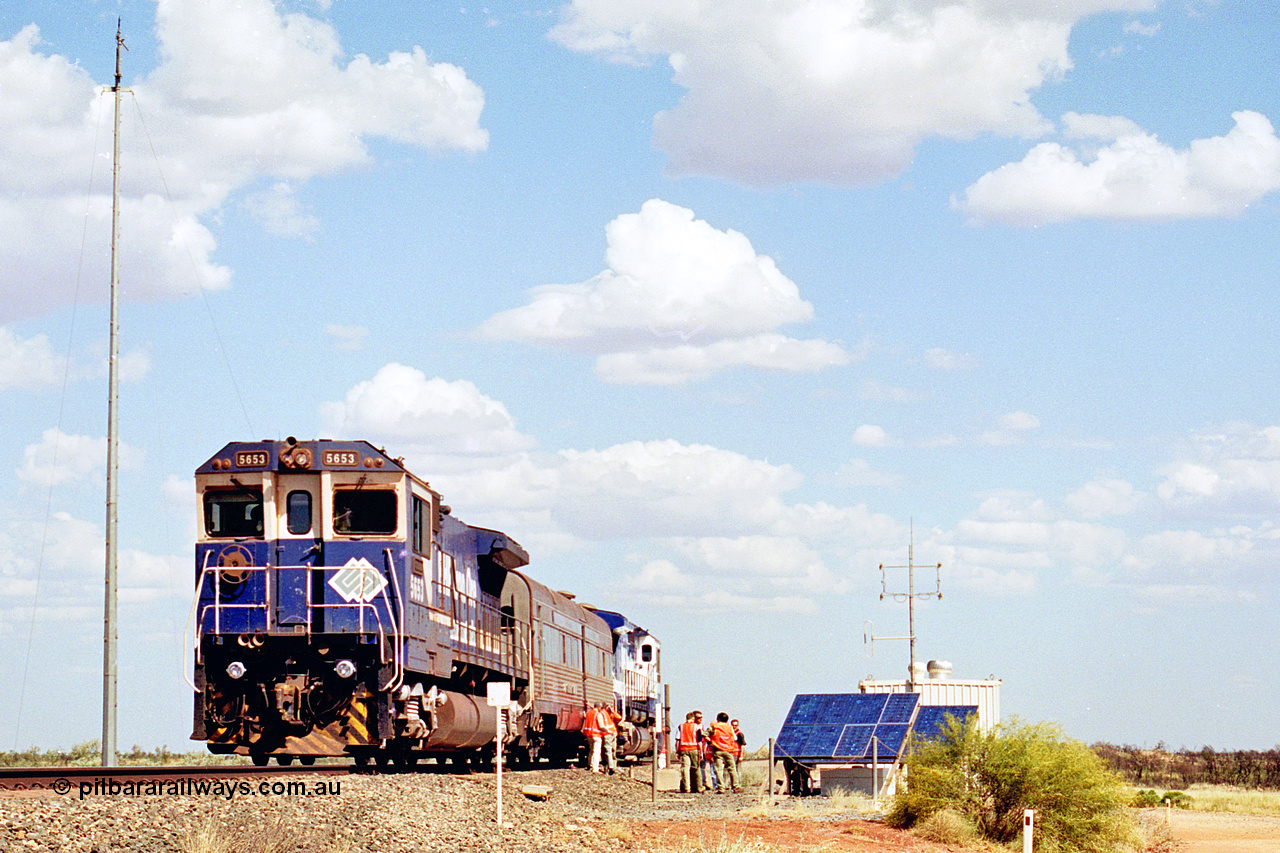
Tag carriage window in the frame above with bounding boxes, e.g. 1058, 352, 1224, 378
333, 489, 397, 535
204, 489, 264, 538
286, 491, 312, 535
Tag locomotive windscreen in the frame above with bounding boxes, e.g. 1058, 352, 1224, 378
204, 489, 264, 538
333, 488, 397, 534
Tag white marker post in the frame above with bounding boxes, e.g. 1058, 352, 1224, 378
1023, 809, 1034, 853
486, 682, 511, 825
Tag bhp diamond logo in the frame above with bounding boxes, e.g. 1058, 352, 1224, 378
328, 557, 388, 603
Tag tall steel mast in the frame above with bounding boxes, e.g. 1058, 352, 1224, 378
102, 20, 126, 769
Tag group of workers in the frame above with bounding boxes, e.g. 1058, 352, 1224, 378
676, 710, 746, 794
581, 700, 627, 775
580, 702, 749, 794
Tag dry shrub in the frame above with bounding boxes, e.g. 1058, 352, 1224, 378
182, 814, 352, 853
913, 807, 979, 846
603, 822, 635, 845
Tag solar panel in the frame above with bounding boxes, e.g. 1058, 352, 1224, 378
801, 724, 844, 757
881, 692, 918, 723
776, 724, 810, 756
833, 724, 874, 757
785, 694, 829, 726
776, 693, 921, 763
873, 724, 910, 754
776, 694, 980, 764
912, 705, 977, 739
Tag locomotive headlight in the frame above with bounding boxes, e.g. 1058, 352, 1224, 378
334, 659, 357, 679
226, 661, 247, 680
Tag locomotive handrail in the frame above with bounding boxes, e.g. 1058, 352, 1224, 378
183, 549, 220, 685
381, 548, 405, 692
298, 562, 392, 653
193, 560, 394, 651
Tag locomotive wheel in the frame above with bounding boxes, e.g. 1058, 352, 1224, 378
298, 756, 316, 766
276, 755, 294, 766
251, 753, 269, 767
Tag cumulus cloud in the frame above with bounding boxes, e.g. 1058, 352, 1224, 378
549, 0, 1152, 186
477, 199, 848, 383
622, 550, 821, 614
957, 111, 1280, 224
1155, 424, 1280, 509
1065, 477, 1143, 518
243, 182, 320, 238
319, 363, 536, 470
0, 1, 486, 322
595, 334, 849, 384
852, 424, 889, 447
317, 364, 897, 608
553, 440, 803, 538
0, 509, 188, 639
18, 429, 145, 489
0, 327, 63, 390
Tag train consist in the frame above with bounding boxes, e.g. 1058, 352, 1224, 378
189, 438, 662, 766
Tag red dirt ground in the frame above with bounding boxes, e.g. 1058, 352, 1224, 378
625, 818, 961, 852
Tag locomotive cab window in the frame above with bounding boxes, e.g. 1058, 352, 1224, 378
204, 489, 264, 538
286, 490, 312, 535
333, 488, 397, 535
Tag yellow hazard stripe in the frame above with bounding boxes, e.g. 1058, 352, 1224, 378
344, 696, 371, 745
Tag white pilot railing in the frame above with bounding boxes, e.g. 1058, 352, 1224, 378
190, 554, 393, 668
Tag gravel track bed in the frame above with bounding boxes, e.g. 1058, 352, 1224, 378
0, 767, 873, 853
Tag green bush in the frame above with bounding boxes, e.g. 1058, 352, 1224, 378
1160, 790, 1193, 809
1132, 789, 1162, 808
886, 716, 1139, 853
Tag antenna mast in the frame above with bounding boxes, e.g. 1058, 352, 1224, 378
873, 522, 941, 691
103, 19, 127, 769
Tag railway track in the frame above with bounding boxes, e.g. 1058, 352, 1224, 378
0, 763, 352, 792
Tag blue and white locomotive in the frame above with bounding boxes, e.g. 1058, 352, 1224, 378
189, 438, 663, 766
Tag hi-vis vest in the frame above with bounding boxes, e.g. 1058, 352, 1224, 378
708, 721, 737, 752
598, 707, 620, 736
677, 720, 700, 752
582, 708, 605, 738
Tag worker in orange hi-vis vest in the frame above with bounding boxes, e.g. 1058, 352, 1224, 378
582, 703, 606, 773
708, 712, 743, 793
676, 710, 704, 793
599, 703, 624, 775
731, 719, 747, 778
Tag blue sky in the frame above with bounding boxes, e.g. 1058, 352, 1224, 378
2, 0, 1279, 755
